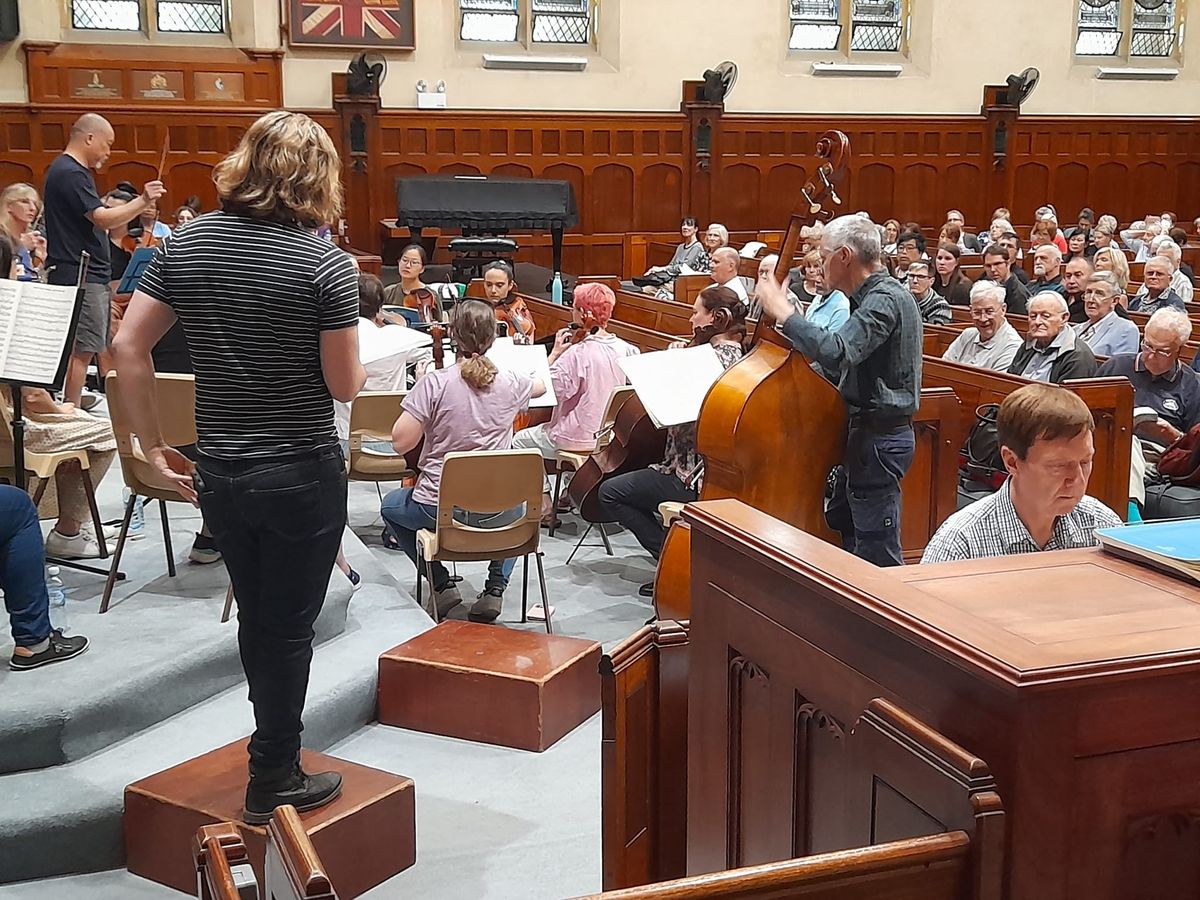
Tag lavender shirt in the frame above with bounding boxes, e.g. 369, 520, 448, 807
403, 364, 535, 506
548, 333, 640, 449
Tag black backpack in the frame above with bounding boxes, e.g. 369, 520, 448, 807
961, 403, 1007, 489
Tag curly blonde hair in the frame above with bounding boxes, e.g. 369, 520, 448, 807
213, 111, 342, 228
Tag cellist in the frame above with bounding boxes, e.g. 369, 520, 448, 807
512, 282, 639, 525
595, 285, 747, 598
754, 214, 922, 567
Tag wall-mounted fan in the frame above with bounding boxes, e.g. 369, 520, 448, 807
702, 61, 739, 104
1004, 67, 1040, 109
348, 51, 387, 98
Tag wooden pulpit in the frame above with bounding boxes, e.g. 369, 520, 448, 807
683, 498, 1200, 900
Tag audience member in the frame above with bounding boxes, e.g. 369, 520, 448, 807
174, 205, 195, 229
893, 231, 926, 285
1, 486, 89, 670
942, 281, 1022, 371
0, 183, 45, 281
1097, 308, 1200, 448
1129, 256, 1187, 315
996, 232, 1030, 284
1008, 292, 1098, 383
881, 218, 900, 254
1030, 219, 1063, 254
933, 242, 972, 306
1074, 273, 1140, 357
384, 299, 546, 620
1061, 255, 1094, 323
921, 383, 1122, 563
640, 216, 707, 282
943, 210, 980, 250
1092, 223, 1116, 251
906, 261, 951, 325
43, 113, 164, 406
1065, 229, 1092, 262
1064, 207, 1095, 240
982, 218, 1010, 249
981, 244, 1030, 315
787, 248, 822, 305
748, 254, 801, 321
1121, 219, 1160, 262
708, 246, 750, 302
801, 256, 850, 332
1031, 245, 1067, 297
1151, 238, 1194, 303
1092, 246, 1131, 297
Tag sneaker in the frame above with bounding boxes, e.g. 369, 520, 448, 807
10, 630, 89, 671
468, 587, 504, 624
432, 584, 463, 618
638, 582, 654, 598
346, 568, 362, 592
119, 490, 146, 540
79, 391, 101, 411
189, 532, 222, 565
45, 528, 103, 560
243, 766, 343, 825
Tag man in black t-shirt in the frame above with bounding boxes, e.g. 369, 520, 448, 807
43, 113, 163, 404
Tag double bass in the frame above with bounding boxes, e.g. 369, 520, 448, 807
653, 131, 852, 622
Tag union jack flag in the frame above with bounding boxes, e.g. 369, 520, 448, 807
289, 0, 414, 48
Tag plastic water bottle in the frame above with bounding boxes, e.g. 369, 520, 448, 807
46, 566, 68, 634
551, 271, 564, 306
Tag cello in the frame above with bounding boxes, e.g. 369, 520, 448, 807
652, 131, 852, 623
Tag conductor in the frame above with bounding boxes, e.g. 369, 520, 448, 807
755, 214, 922, 567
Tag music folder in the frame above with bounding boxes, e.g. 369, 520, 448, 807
116, 247, 158, 295
618, 345, 725, 429
486, 337, 557, 408
0, 280, 83, 391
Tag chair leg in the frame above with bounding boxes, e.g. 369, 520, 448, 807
415, 543, 425, 614
424, 560, 439, 621
565, 523, 592, 566
30, 476, 48, 507
81, 469, 108, 559
160, 500, 176, 577
599, 523, 614, 556
99, 494, 137, 614
221, 582, 236, 623
549, 469, 564, 538
375, 482, 384, 504
520, 553, 530, 623
535, 551, 552, 634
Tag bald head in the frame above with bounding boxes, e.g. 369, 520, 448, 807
710, 246, 740, 283
67, 114, 115, 169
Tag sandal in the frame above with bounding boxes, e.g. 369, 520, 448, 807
380, 527, 402, 551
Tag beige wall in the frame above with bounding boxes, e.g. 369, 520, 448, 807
3, 0, 1200, 115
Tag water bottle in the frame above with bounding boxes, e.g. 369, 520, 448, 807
46, 566, 68, 634
551, 271, 564, 306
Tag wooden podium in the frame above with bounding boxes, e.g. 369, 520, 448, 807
682, 498, 1200, 900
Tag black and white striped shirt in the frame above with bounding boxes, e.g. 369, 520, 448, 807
138, 211, 359, 459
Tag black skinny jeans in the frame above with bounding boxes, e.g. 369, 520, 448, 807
596, 467, 697, 559
195, 447, 347, 775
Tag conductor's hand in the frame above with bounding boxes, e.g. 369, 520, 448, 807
147, 444, 198, 505
141, 180, 166, 204
755, 272, 795, 324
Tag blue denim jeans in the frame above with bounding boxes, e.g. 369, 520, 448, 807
828, 424, 915, 568
0, 486, 52, 646
380, 487, 518, 594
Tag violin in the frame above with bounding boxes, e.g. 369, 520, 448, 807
568, 310, 600, 345
403, 286, 441, 326
653, 130, 852, 623
493, 294, 536, 345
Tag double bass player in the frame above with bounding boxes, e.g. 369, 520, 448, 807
755, 214, 922, 567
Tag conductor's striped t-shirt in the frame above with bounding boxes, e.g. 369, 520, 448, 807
137, 211, 359, 460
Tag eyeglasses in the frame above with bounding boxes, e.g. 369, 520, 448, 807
1141, 341, 1178, 359
909, 273, 933, 280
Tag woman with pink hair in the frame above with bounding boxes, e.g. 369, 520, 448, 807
511, 282, 640, 524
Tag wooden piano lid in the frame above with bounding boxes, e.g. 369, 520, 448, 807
685, 498, 1200, 688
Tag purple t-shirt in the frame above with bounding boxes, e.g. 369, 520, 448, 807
403, 364, 536, 505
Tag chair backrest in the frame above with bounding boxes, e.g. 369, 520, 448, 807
347, 391, 405, 449
596, 385, 636, 451
194, 822, 257, 900
435, 450, 543, 557
265, 805, 338, 900
106, 371, 197, 498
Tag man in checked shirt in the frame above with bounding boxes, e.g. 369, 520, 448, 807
921, 383, 1123, 563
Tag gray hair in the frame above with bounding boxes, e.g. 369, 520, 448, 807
1086, 271, 1120, 295
1145, 254, 1177, 275
1029, 291, 1069, 315
969, 280, 1005, 306
822, 214, 882, 266
706, 223, 730, 246
1097, 214, 1118, 232
1147, 307, 1193, 344
1155, 239, 1182, 264
1035, 244, 1063, 264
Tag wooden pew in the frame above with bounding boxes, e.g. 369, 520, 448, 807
342, 245, 383, 276
923, 357, 1133, 514
194, 822, 256, 900
598, 619, 1006, 897
266, 805, 339, 900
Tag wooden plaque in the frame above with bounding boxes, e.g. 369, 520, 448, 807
287, 0, 416, 50
68, 68, 123, 100
131, 70, 185, 102
194, 71, 246, 103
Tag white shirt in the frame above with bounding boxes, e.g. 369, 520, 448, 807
335, 319, 434, 439
942, 321, 1022, 371
719, 274, 750, 303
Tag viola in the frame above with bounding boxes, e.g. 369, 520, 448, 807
568, 310, 600, 345
653, 130, 853, 623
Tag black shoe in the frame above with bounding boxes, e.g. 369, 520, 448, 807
189, 532, 223, 565
638, 582, 654, 598
468, 587, 504, 623
9, 630, 89, 671
243, 766, 343, 825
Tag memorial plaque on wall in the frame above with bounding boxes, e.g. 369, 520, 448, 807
287, 0, 415, 50
132, 70, 186, 101
194, 71, 245, 102
68, 68, 123, 100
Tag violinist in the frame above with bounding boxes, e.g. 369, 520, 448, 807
123, 199, 171, 252
755, 214, 922, 568
481, 260, 535, 345
383, 300, 546, 623
384, 244, 441, 321
595, 285, 747, 598
512, 283, 639, 525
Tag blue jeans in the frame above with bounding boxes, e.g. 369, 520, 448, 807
196, 447, 347, 775
0, 486, 52, 646
827, 424, 915, 567
380, 487, 518, 594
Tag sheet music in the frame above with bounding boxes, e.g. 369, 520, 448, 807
486, 337, 557, 408
358, 320, 433, 366
618, 345, 725, 429
0, 282, 80, 385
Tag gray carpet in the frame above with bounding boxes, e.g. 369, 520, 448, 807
0, 398, 655, 894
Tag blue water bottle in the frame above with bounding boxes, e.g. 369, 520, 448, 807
46, 566, 68, 634
551, 271, 564, 305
